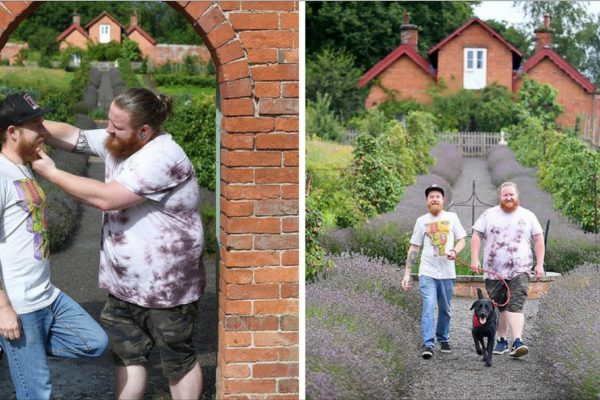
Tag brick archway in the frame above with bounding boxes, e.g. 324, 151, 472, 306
0, 1, 299, 398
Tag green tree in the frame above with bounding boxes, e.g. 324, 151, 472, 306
306, 93, 345, 142
307, 2, 476, 71
120, 39, 141, 61
306, 48, 367, 121
516, 75, 563, 128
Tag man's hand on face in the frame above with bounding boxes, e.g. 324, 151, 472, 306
31, 147, 57, 178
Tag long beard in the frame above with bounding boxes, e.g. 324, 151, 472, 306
18, 137, 44, 163
428, 203, 442, 216
104, 133, 144, 159
500, 198, 520, 213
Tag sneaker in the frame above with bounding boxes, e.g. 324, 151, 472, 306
493, 337, 509, 355
440, 342, 451, 353
510, 338, 529, 357
421, 345, 434, 359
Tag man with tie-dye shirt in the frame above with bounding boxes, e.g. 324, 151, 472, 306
33, 88, 206, 400
0, 92, 107, 400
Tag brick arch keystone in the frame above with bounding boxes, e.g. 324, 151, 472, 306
0, 1, 299, 399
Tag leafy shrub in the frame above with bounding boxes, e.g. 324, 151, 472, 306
117, 57, 139, 89
306, 207, 334, 281
405, 111, 436, 174
516, 75, 563, 129
120, 39, 142, 62
538, 134, 600, 232
534, 263, 600, 399
431, 85, 518, 131
351, 133, 403, 216
164, 96, 216, 191
87, 40, 122, 62
376, 98, 425, 121
353, 221, 412, 267
346, 107, 390, 138
306, 254, 420, 399
507, 116, 547, 167
306, 93, 345, 141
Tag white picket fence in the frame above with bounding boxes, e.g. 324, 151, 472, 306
438, 131, 508, 158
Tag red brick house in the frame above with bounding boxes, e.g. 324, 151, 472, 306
56, 11, 210, 66
359, 14, 599, 142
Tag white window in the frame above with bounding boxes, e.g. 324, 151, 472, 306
99, 24, 110, 43
464, 48, 487, 89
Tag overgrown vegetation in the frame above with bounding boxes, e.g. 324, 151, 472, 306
535, 263, 600, 399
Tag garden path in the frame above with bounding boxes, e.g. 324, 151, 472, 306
403, 158, 566, 399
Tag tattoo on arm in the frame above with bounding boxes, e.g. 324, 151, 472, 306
73, 130, 94, 154
406, 249, 418, 268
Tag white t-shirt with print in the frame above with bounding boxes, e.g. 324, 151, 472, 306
84, 129, 205, 308
0, 156, 60, 314
410, 210, 467, 279
473, 205, 543, 280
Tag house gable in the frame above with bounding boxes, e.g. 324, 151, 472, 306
429, 19, 521, 93
56, 24, 88, 50
86, 11, 124, 44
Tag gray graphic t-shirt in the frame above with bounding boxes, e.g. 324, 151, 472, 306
85, 129, 205, 308
473, 206, 543, 280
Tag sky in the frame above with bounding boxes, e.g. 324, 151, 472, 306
473, 1, 600, 26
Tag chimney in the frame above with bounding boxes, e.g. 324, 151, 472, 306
72, 12, 80, 26
130, 13, 138, 27
534, 15, 553, 52
400, 12, 418, 51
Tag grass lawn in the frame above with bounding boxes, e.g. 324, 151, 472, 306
156, 85, 215, 101
0, 66, 73, 93
307, 138, 353, 170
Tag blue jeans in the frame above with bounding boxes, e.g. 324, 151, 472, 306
0, 292, 108, 400
419, 276, 455, 348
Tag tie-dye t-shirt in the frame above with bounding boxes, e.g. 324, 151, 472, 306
84, 129, 206, 308
0, 156, 59, 314
410, 210, 467, 279
473, 206, 543, 280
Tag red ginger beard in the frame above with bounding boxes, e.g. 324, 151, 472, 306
18, 135, 45, 163
104, 132, 144, 159
500, 198, 520, 213
428, 202, 443, 216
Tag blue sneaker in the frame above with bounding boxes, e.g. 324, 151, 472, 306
493, 337, 509, 355
510, 338, 529, 357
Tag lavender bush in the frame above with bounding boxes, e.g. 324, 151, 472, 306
306, 254, 421, 399
430, 141, 464, 185
487, 145, 534, 186
486, 144, 516, 170
534, 263, 600, 399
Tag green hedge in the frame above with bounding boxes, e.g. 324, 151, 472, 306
164, 95, 216, 191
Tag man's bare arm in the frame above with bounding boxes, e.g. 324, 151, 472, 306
42, 120, 81, 152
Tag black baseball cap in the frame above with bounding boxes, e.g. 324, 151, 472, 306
425, 184, 445, 197
0, 92, 55, 130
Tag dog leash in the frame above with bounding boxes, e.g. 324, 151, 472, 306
455, 257, 511, 308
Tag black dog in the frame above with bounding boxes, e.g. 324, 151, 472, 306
470, 288, 499, 367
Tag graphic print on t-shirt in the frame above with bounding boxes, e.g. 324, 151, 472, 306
13, 179, 49, 260
425, 220, 450, 256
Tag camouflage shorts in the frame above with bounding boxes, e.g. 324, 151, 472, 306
100, 294, 199, 380
485, 273, 529, 313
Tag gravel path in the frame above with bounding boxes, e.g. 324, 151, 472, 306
403, 157, 567, 400
402, 298, 566, 400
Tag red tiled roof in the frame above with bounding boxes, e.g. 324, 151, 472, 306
56, 24, 88, 43
126, 25, 156, 45
358, 44, 432, 88
428, 17, 522, 57
85, 11, 125, 30
519, 48, 596, 93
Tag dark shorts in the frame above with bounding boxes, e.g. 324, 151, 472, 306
485, 273, 529, 313
99, 294, 199, 380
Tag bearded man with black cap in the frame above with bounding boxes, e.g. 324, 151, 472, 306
401, 184, 466, 359
0, 92, 108, 400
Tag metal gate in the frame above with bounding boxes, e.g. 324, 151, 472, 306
438, 131, 508, 158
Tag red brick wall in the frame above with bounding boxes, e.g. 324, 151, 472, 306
515, 58, 593, 130
437, 24, 514, 94
0, 2, 299, 399
0, 42, 27, 64
152, 44, 212, 66
365, 56, 434, 109
59, 30, 88, 51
